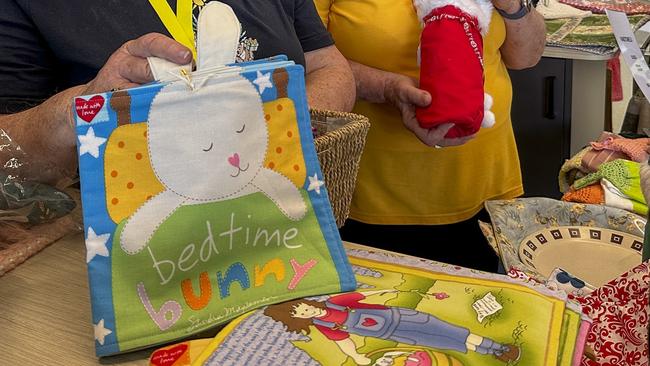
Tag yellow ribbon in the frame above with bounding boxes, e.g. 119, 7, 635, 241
176, 0, 194, 47
148, 0, 197, 59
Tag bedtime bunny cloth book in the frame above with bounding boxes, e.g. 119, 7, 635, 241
73, 2, 355, 356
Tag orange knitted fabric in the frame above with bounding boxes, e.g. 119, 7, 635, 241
561, 183, 605, 205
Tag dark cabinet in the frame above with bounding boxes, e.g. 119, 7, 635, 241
508, 57, 573, 199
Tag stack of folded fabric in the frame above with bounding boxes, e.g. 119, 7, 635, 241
558, 0, 650, 15
149, 245, 592, 366
539, 0, 650, 56
561, 132, 650, 215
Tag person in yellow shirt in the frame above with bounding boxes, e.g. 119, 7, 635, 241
315, 0, 546, 271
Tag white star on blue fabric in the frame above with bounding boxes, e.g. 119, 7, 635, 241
85, 227, 110, 263
94, 319, 112, 345
253, 71, 273, 94
307, 173, 325, 195
78, 127, 107, 158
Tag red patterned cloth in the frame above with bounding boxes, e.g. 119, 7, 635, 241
573, 262, 649, 366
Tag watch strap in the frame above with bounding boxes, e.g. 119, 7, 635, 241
496, 1, 531, 20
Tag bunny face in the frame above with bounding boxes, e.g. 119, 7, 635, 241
147, 74, 267, 200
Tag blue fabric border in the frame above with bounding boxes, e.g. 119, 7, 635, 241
284, 66, 356, 292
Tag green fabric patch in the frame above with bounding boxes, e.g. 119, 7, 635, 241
111, 191, 342, 351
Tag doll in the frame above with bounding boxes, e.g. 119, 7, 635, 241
414, 0, 496, 138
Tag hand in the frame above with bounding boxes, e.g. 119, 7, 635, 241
82, 33, 192, 95
491, 0, 522, 14
383, 74, 475, 147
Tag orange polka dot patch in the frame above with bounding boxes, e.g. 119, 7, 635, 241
262, 98, 306, 187
104, 123, 164, 223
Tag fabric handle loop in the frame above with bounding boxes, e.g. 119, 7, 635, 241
147, 1, 241, 84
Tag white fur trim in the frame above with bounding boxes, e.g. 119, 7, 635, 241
482, 111, 495, 128
414, 0, 493, 34
482, 93, 495, 127
484, 93, 493, 109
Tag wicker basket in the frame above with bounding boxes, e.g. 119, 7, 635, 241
311, 109, 370, 228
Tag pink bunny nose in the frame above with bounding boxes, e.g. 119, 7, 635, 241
228, 153, 240, 168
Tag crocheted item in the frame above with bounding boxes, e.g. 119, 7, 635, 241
590, 136, 649, 163
561, 183, 605, 205
558, 146, 591, 193
574, 159, 647, 214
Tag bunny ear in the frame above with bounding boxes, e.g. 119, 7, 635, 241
147, 2, 240, 81
195, 2, 241, 70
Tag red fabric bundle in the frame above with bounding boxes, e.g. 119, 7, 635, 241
415, 5, 493, 138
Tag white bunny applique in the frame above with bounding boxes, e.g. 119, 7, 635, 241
120, 2, 307, 255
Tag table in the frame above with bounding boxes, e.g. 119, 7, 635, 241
0, 234, 378, 365
1, 233, 152, 365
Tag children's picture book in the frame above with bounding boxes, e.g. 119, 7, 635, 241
161, 244, 590, 366
74, 3, 355, 356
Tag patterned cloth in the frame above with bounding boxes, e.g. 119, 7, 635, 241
193, 244, 588, 366
484, 197, 645, 284
558, 0, 650, 14
546, 15, 650, 55
559, 147, 591, 193
574, 262, 649, 366
537, 0, 592, 19
601, 178, 648, 216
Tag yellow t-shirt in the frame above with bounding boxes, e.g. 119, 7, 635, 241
315, 0, 523, 225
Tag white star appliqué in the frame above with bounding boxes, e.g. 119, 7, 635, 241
85, 227, 110, 263
307, 173, 325, 195
78, 127, 107, 158
253, 71, 273, 94
94, 319, 113, 345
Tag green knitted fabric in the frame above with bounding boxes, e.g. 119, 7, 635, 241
574, 159, 645, 204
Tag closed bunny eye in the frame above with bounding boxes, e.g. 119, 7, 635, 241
202, 142, 214, 152
236, 124, 245, 134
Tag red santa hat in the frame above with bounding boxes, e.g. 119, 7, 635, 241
413, 0, 495, 137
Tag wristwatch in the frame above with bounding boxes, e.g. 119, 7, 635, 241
496, 0, 533, 20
